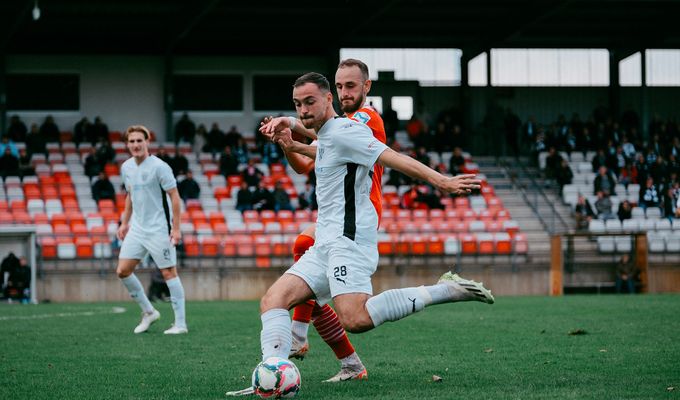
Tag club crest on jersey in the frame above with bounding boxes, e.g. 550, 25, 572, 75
353, 111, 371, 124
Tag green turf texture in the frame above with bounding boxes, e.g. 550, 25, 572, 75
1, 295, 678, 399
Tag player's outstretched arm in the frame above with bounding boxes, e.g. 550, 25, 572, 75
260, 116, 317, 140
117, 193, 132, 240
166, 188, 182, 245
268, 128, 317, 165
377, 148, 481, 195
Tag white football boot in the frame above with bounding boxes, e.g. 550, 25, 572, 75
323, 364, 368, 383
437, 271, 495, 304
163, 324, 188, 335
289, 339, 309, 360
133, 309, 160, 334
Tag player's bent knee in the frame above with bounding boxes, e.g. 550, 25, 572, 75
337, 312, 373, 333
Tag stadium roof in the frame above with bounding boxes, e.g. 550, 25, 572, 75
2, 0, 680, 56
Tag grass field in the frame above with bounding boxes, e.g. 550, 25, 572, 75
1, 294, 679, 400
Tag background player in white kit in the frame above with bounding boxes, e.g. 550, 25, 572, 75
116, 125, 188, 335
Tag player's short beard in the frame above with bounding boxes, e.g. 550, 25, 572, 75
341, 93, 365, 114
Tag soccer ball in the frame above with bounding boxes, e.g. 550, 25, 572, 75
251, 357, 301, 399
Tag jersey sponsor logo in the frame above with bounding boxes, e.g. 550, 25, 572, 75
367, 139, 380, 149
353, 111, 371, 125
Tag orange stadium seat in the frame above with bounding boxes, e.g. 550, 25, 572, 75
514, 233, 529, 253
277, 210, 294, 224
75, 237, 94, 258
72, 224, 89, 237
221, 236, 237, 257
0, 212, 13, 224
235, 235, 254, 257
213, 187, 230, 201
486, 220, 503, 232
495, 232, 512, 254
209, 211, 225, 227
201, 236, 220, 257
40, 237, 57, 258
427, 235, 445, 255
477, 233, 495, 254
243, 210, 260, 224
377, 234, 395, 255
260, 210, 276, 225
460, 233, 477, 254
212, 222, 228, 237
182, 235, 200, 257
444, 209, 459, 221
294, 210, 311, 222
428, 209, 444, 221
410, 235, 427, 255
454, 197, 469, 209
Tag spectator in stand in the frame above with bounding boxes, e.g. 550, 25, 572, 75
555, 158, 573, 191
0, 147, 19, 178
668, 154, 680, 178
272, 181, 293, 212
0, 136, 19, 158
382, 106, 399, 142
449, 146, 466, 175
544, 146, 563, 182
621, 135, 636, 160
639, 176, 661, 210
7, 115, 27, 143
251, 181, 274, 212
532, 132, 547, 167
650, 155, 669, 185
73, 117, 90, 147
219, 146, 239, 177
25, 123, 47, 158
634, 153, 649, 185
591, 149, 608, 173
618, 200, 633, 222
171, 150, 188, 176
298, 182, 316, 210
385, 167, 411, 187
522, 116, 538, 151
574, 194, 595, 230
224, 125, 243, 149
92, 171, 116, 203
174, 113, 196, 145
401, 185, 423, 210
594, 166, 616, 196
155, 146, 174, 170
406, 114, 427, 148
84, 147, 103, 178
91, 117, 109, 144
17, 148, 35, 178
194, 124, 208, 154
669, 137, 680, 160
241, 159, 263, 188
232, 137, 249, 165
663, 182, 680, 219
615, 254, 637, 294
262, 140, 284, 166
594, 190, 615, 220
618, 161, 638, 187
414, 147, 431, 167
418, 186, 445, 210
95, 138, 116, 165
236, 181, 253, 213
205, 123, 225, 154
177, 170, 200, 202
607, 145, 627, 178
39, 115, 61, 143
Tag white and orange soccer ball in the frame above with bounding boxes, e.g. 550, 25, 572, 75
252, 357, 301, 399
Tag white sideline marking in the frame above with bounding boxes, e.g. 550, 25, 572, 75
0, 307, 127, 321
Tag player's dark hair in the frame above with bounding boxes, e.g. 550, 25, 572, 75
294, 72, 331, 93
338, 58, 370, 82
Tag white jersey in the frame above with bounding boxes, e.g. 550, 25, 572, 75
314, 117, 389, 247
121, 155, 177, 236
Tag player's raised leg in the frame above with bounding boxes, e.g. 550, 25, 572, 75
117, 257, 159, 334
334, 272, 494, 333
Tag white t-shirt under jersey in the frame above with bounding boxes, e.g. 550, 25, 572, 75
121, 155, 177, 235
314, 117, 389, 247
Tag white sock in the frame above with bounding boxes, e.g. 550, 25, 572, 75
366, 287, 432, 328
424, 283, 456, 305
121, 274, 154, 314
340, 352, 363, 369
166, 276, 186, 328
291, 320, 309, 344
261, 309, 292, 360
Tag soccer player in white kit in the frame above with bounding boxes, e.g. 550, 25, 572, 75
116, 125, 188, 335
226, 72, 493, 395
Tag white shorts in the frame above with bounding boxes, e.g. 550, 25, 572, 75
119, 229, 177, 269
286, 236, 378, 305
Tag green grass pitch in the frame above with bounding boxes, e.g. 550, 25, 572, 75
1, 295, 679, 399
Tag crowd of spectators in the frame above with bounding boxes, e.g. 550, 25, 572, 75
528, 108, 680, 223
